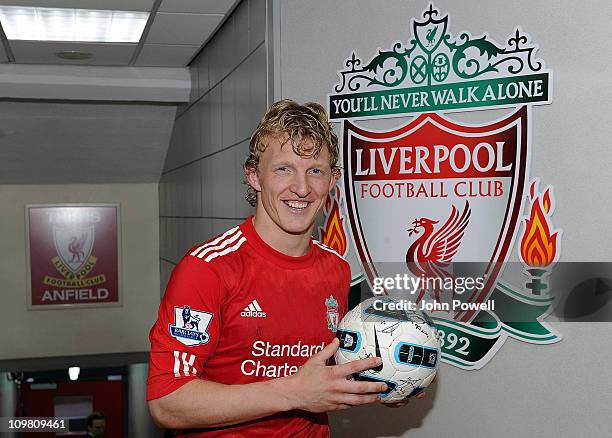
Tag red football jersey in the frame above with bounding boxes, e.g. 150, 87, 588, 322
147, 217, 350, 437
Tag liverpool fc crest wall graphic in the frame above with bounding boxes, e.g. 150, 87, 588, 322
320, 5, 562, 369
26, 204, 121, 309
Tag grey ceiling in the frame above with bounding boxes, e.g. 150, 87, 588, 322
0, 0, 238, 66
0, 0, 239, 184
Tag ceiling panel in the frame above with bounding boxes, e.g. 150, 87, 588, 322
135, 43, 199, 66
0, 0, 155, 11
10, 41, 136, 65
146, 12, 223, 45
159, 0, 236, 14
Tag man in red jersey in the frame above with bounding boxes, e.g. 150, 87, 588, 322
147, 100, 396, 436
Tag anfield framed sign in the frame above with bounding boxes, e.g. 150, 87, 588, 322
319, 5, 563, 369
25, 204, 121, 309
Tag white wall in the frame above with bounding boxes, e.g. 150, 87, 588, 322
159, 0, 266, 290
277, 0, 611, 436
0, 184, 160, 360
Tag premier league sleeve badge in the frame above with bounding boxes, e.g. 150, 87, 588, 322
168, 305, 214, 346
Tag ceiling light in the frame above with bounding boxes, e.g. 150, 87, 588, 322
0, 7, 149, 43
68, 367, 80, 381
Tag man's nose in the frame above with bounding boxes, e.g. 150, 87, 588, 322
290, 173, 311, 197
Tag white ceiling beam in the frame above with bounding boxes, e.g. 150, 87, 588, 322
0, 64, 189, 102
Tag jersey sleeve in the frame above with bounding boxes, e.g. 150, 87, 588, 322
147, 255, 224, 401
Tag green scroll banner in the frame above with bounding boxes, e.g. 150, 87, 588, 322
329, 73, 550, 119
431, 280, 561, 369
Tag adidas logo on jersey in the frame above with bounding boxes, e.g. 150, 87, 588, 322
241, 299, 266, 318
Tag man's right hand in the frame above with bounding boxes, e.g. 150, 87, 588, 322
283, 338, 387, 413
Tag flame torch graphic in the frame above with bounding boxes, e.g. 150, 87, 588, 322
518, 179, 561, 295
318, 186, 349, 257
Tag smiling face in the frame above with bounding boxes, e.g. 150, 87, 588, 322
246, 134, 338, 247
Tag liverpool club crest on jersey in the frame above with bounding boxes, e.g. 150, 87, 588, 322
325, 295, 339, 332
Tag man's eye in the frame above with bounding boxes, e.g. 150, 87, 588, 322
310, 168, 324, 175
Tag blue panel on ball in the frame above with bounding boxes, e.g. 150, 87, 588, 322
393, 342, 438, 368
336, 329, 362, 353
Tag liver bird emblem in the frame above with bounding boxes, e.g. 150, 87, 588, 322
68, 232, 88, 262
426, 27, 438, 47
406, 200, 471, 302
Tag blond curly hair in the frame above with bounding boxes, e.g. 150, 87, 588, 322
244, 99, 340, 207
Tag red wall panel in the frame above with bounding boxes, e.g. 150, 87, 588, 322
21, 380, 124, 438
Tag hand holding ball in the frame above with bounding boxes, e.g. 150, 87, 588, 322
334, 297, 440, 403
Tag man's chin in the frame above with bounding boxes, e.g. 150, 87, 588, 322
281, 224, 312, 236
278, 216, 316, 236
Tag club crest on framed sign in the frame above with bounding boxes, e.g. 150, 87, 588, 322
26, 204, 121, 309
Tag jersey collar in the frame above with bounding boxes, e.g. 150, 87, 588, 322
240, 216, 317, 269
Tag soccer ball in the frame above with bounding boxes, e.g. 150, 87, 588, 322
334, 296, 440, 403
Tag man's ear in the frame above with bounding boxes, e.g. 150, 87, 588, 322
244, 165, 261, 192
328, 168, 340, 191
